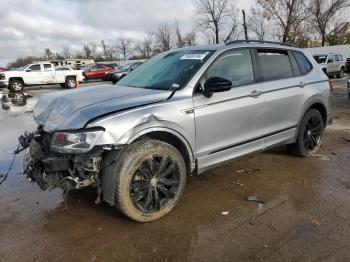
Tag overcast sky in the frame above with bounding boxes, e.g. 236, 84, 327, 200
0, 0, 254, 66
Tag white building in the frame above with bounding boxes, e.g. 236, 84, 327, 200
306, 44, 350, 58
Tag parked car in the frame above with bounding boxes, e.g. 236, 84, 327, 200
19, 40, 332, 222
313, 53, 345, 78
109, 62, 143, 84
0, 63, 85, 92
83, 64, 114, 81
0, 67, 6, 72
344, 58, 350, 73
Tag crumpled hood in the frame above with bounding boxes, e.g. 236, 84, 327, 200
33, 84, 171, 131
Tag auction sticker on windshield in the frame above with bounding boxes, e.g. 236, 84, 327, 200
180, 52, 209, 60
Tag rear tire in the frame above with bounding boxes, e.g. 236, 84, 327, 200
337, 67, 344, 78
65, 77, 77, 89
9, 79, 24, 93
287, 109, 324, 156
107, 139, 187, 222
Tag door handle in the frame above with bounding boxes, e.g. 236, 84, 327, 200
298, 81, 305, 88
249, 90, 262, 98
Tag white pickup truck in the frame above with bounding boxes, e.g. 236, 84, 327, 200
0, 63, 85, 92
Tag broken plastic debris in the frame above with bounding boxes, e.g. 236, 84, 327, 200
308, 215, 321, 225
236, 168, 261, 175
311, 154, 330, 161
245, 195, 266, 204
233, 180, 244, 186
221, 211, 229, 215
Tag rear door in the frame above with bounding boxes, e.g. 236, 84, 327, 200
255, 48, 306, 148
193, 48, 265, 172
42, 64, 56, 83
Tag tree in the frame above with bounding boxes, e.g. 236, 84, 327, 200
156, 23, 172, 52
192, 0, 238, 43
101, 40, 114, 61
44, 48, 54, 60
116, 36, 132, 60
257, 0, 307, 43
247, 8, 267, 40
174, 21, 185, 48
83, 44, 92, 58
327, 22, 350, 45
61, 45, 71, 58
184, 31, 197, 46
135, 33, 154, 59
308, 0, 349, 46
88, 42, 98, 59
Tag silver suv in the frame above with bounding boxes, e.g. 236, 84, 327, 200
313, 53, 345, 78
20, 40, 332, 222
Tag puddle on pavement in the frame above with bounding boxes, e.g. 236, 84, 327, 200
0, 90, 38, 117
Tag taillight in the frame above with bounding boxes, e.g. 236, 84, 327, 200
329, 81, 334, 92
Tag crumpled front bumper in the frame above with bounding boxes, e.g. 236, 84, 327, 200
20, 130, 103, 192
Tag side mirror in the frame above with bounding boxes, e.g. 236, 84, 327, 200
25, 69, 31, 72
203, 76, 232, 98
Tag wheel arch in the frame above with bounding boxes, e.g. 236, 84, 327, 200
128, 127, 195, 173
9, 77, 24, 84
295, 98, 328, 142
101, 128, 195, 207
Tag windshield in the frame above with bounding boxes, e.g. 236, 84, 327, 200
118, 50, 214, 90
313, 55, 327, 64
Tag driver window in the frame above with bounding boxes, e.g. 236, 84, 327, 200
202, 49, 254, 87
28, 64, 41, 72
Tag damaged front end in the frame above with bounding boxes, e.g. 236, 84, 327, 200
19, 128, 105, 196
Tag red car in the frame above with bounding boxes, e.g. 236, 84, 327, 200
0, 67, 6, 71
83, 64, 114, 81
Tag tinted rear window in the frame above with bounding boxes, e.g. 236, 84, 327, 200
292, 51, 313, 75
258, 49, 293, 81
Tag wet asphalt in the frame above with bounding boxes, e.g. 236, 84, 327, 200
0, 79, 349, 262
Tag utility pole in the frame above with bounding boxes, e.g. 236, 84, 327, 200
242, 9, 248, 40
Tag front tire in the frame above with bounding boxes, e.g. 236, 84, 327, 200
109, 139, 187, 222
288, 109, 324, 156
9, 79, 24, 92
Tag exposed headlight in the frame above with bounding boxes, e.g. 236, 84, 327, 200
0, 74, 5, 80
51, 128, 104, 154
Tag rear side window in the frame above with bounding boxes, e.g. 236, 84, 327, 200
292, 51, 313, 75
335, 54, 340, 61
43, 64, 52, 71
257, 49, 293, 81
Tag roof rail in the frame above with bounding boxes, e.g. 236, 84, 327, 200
225, 40, 297, 48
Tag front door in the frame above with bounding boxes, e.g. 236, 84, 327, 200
23, 64, 43, 85
193, 48, 265, 173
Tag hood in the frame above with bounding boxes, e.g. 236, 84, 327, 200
33, 84, 171, 131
